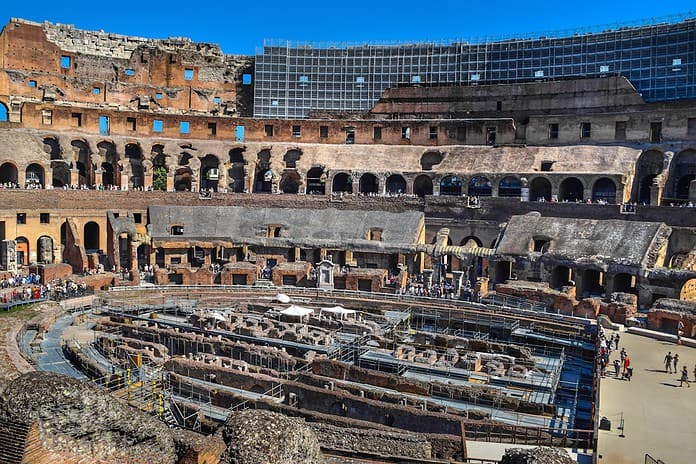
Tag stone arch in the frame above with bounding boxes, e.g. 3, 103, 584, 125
253, 149, 273, 193
229, 147, 246, 163
460, 236, 482, 248
420, 151, 444, 171
680, 278, 696, 301
98, 141, 119, 187
283, 149, 302, 169
613, 273, 636, 294
0, 162, 18, 186
43, 137, 62, 160
440, 175, 462, 196
632, 149, 665, 204
151, 145, 167, 191
37, 236, 54, 264
52, 162, 69, 188
306, 167, 326, 195
174, 167, 193, 192
468, 175, 492, 197
551, 265, 573, 289
200, 154, 220, 191
71, 139, 92, 186
15, 237, 29, 266
84, 221, 100, 252
25, 163, 44, 188
0, 102, 8, 122
332, 172, 353, 193
386, 174, 407, 194
559, 177, 584, 202
280, 171, 301, 194
668, 149, 696, 199
125, 143, 144, 189
413, 175, 433, 197
592, 177, 617, 203
228, 165, 246, 193
498, 176, 522, 197
529, 177, 552, 202
359, 173, 379, 194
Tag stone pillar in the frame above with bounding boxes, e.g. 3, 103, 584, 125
70, 168, 80, 187
689, 179, 696, 203
380, 175, 387, 196
583, 187, 593, 202
166, 174, 175, 192
650, 181, 662, 206
144, 171, 153, 190
94, 169, 103, 188
218, 166, 228, 192
432, 179, 440, 196
491, 181, 499, 197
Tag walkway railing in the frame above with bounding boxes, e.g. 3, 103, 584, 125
645, 454, 666, 464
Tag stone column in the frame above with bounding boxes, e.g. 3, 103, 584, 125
650, 181, 662, 206
689, 179, 696, 203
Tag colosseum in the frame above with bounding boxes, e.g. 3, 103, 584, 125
0, 13, 694, 464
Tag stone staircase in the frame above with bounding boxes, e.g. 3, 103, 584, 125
254, 278, 275, 288
0, 418, 31, 464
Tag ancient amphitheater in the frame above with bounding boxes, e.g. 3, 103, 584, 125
0, 14, 694, 464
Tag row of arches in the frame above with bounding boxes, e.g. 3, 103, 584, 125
633, 149, 696, 203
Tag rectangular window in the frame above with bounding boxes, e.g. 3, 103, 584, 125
373, 126, 382, 140
580, 122, 591, 139
40, 213, 50, 224
99, 115, 109, 135
133, 213, 142, 224
180, 121, 190, 134
548, 123, 559, 139
470, 73, 480, 81
124, 68, 135, 76
208, 122, 217, 136
456, 126, 466, 142
292, 125, 301, 138
184, 68, 194, 80
688, 118, 696, 136
155, 93, 163, 100
496, 101, 502, 111
534, 70, 544, 78
615, 121, 626, 140
242, 74, 252, 85
60, 55, 71, 69
429, 126, 438, 140
672, 58, 682, 66
16, 213, 26, 225
92, 87, 101, 95
541, 161, 554, 172
213, 97, 221, 104
401, 127, 411, 140
600, 65, 610, 73
41, 110, 52, 126
71, 112, 82, 127
319, 126, 329, 138
153, 119, 163, 132
264, 124, 274, 137
298, 75, 309, 84
127, 117, 137, 131
650, 122, 662, 143
28, 80, 37, 88
411, 75, 421, 83
486, 127, 497, 145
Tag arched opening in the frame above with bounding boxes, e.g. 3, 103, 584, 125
60, 222, 67, 247
439, 175, 462, 196
283, 149, 302, 168
460, 236, 482, 248
25, 163, 44, 188
359, 173, 378, 194
306, 167, 326, 195
253, 166, 273, 193
494, 261, 512, 284
71, 139, 92, 186
332, 173, 353, 193
174, 168, 193, 192
580, 269, 604, 297
592, 177, 617, 204
37, 236, 54, 264
559, 177, 584, 202
529, 177, 552, 202
15, 237, 29, 266
155, 247, 165, 267
0, 102, 8, 122
613, 273, 635, 294
676, 174, 695, 199
413, 175, 433, 197
84, 222, 100, 252
52, 162, 70, 188
200, 154, 220, 192
229, 148, 245, 163
498, 176, 522, 197
43, 137, 62, 160
137, 244, 150, 269
632, 150, 664, 204
420, 151, 444, 170
386, 174, 406, 194
468, 176, 492, 197
228, 165, 245, 193
125, 143, 144, 189
551, 265, 573, 289
151, 147, 167, 191
280, 171, 300, 194
119, 234, 132, 270
98, 141, 119, 188
0, 162, 18, 186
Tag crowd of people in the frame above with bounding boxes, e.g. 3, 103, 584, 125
0, 272, 89, 305
598, 329, 632, 381
398, 274, 471, 300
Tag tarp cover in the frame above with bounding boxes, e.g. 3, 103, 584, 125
280, 305, 314, 317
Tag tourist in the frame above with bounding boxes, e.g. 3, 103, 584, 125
680, 366, 691, 388
613, 359, 621, 378
622, 353, 631, 380
664, 351, 673, 373
614, 333, 620, 350
673, 353, 679, 374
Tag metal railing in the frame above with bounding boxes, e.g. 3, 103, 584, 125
645, 454, 666, 464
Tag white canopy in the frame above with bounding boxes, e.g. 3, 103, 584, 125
280, 305, 314, 317
320, 306, 356, 319
209, 311, 226, 322
274, 293, 291, 303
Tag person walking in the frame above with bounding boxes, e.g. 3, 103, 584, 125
680, 366, 691, 388
623, 353, 631, 381
614, 333, 620, 350
673, 353, 679, 374
665, 351, 674, 373
613, 359, 621, 378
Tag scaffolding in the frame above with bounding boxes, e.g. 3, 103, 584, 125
254, 16, 696, 118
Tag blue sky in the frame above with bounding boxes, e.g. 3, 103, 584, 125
2, 0, 695, 55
